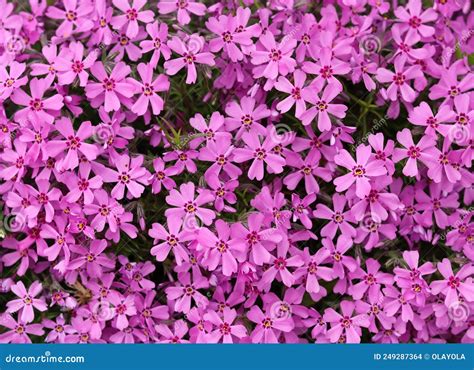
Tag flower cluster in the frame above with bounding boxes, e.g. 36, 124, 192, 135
0, 0, 473, 344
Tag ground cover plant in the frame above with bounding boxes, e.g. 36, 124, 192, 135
0, 0, 473, 344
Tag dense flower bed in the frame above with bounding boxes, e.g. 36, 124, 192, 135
0, 0, 473, 344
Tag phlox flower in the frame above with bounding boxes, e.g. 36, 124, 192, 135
165, 182, 216, 226
197, 220, 245, 276
314, 194, 357, 239
394, 0, 438, 38
45, 0, 94, 38
233, 131, 286, 181
251, 32, 297, 80
111, 0, 154, 38
46, 117, 99, 171
324, 301, 370, 343
85, 62, 135, 112
149, 217, 192, 265
149, 158, 177, 194
164, 35, 215, 84
0, 61, 27, 100
157, 0, 206, 26
334, 145, 388, 199
247, 305, 294, 343
392, 128, 436, 177
0, 313, 44, 343
68, 240, 114, 278
224, 96, 270, 139
140, 21, 171, 67
98, 154, 149, 200
430, 259, 474, 307
275, 69, 308, 118
376, 55, 422, 102
11, 77, 64, 124
206, 7, 256, 62
165, 273, 209, 314
56, 41, 96, 87
300, 83, 347, 130
259, 243, 304, 290
6, 281, 47, 323
295, 247, 334, 294
204, 308, 248, 343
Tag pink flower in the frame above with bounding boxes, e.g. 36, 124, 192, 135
251, 32, 297, 80
275, 69, 308, 118
140, 21, 171, 67
111, 0, 154, 38
6, 281, 47, 323
323, 301, 370, 343
0, 313, 44, 343
165, 182, 216, 226
45, 0, 94, 38
430, 259, 474, 306
394, 0, 438, 38
224, 96, 271, 139
0, 61, 27, 100
206, 7, 256, 62
302, 47, 350, 91
85, 62, 135, 112
230, 213, 282, 266
109, 293, 137, 330
392, 128, 436, 177
233, 131, 286, 181
247, 305, 294, 343
11, 77, 64, 124
165, 273, 209, 314
259, 243, 304, 289
157, 0, 206, 25
334, 145, 388, 199
164, 35, 215, 84
46, 117, 99, 171
376, 55, 422, 102
197, 220, 244, 276
314, 194, 357, 239
99, 154, 149, 200
295, 247, 334, 294
299, 83, 347, 130
56, 41, 96, 87
149, 217, 191, 265
204, 308, 248, 343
